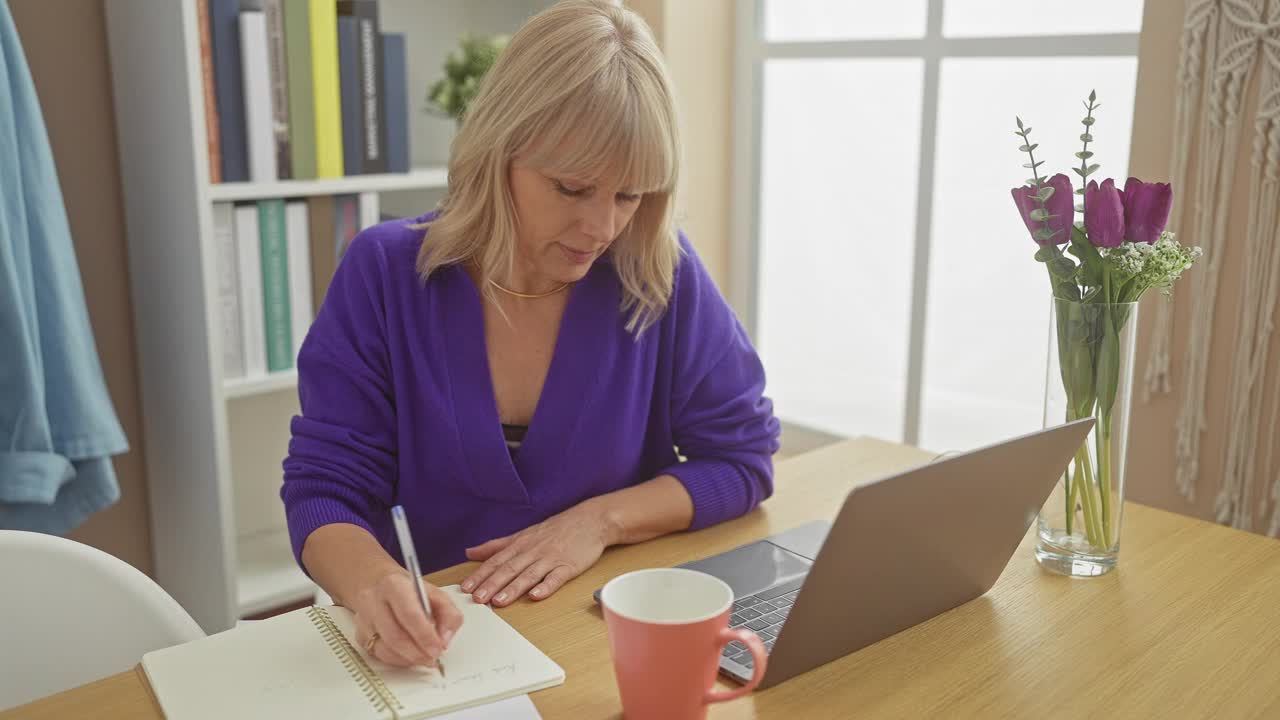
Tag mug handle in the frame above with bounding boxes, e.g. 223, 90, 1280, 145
704, 627, 768, 704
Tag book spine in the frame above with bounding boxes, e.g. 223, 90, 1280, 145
258, 199, 293, 372
283, 0, 316, 180
333, 194, 360, 263
213, 203, 243, 378
209, 0, 248, 182
240, 12, 278, 182
339, 0, 385, 173
358, 191, 379, 233
310, 0, 344, 178
337, 17, 363, 176
263, 0, 292, 180
234, 205, 267, 377
196, 0, 222, 184
285, 201, 313, 363
307, 195, 337, 314
381, 33, 409, 173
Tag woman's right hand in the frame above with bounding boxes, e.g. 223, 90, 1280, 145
347, 568, 465, 668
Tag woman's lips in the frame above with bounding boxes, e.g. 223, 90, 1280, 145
559, 243, 596, 264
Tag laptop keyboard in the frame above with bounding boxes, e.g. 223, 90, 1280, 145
722, 578, 804, 669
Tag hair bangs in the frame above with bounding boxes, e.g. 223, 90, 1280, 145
517, 62, 675, 196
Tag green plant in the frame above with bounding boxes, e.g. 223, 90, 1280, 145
426, 33, 509, 120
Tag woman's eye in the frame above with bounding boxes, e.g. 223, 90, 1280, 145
617, 193, 641, 204
554, 181, 587, 197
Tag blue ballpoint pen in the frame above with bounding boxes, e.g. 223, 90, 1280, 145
391, 504, 446, 676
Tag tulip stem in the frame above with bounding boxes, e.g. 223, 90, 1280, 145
1075, 445, 1102, 547
1098, 418, 1114, 549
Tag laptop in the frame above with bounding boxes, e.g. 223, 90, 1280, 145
594, 418, 1094, 690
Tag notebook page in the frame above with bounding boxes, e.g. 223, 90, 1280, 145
142, 607, 385, 720
322, 586, 565, 719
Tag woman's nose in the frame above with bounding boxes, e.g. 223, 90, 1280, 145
578, 195, 618, 244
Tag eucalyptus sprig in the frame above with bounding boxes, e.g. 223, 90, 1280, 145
1015, 117, 1057, 243
1073, 90, 1101, 216
1016, 118, 1079, 299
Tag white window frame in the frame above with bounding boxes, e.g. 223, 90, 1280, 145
730, 0, 1140, 447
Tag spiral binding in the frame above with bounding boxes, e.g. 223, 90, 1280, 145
307, 606, 405, 719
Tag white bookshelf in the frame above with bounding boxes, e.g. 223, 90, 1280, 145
104, 0, 547, 633
222, 370, 298, 400
209, 166, 448, 202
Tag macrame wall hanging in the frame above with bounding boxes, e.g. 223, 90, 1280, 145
1144, 0, 1280, 536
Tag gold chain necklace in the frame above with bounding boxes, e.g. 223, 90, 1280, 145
488, 278, 572, 299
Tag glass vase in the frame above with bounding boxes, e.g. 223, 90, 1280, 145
1034, 297, 1139, 577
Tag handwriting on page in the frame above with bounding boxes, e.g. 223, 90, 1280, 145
418, 663, 520, 690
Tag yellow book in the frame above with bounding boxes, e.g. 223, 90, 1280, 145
309, 0, 344, 177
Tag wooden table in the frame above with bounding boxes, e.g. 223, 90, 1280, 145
8, 438, 1280, 719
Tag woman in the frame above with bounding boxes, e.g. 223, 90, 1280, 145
281, 0, 780, 670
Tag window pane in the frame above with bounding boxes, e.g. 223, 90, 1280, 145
759, 59, 924, 442
764, 0, 927, 41
943, 0, 1144, 37
920, 58, 1139, 452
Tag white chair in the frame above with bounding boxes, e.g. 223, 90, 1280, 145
0, 529, 205, 711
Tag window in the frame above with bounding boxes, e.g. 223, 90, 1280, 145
735, 0, 1143, 451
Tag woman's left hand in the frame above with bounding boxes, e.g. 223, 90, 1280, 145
461, 501, 612, 607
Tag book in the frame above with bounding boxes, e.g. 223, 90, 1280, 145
334, 194, 361, 263
338, 0, 387, 173
234, 205, 267, 377
258, 199, 292, 372
240, 11, 278, 182
307, 195, 336, 314
310, 0, 344, 178
209, 0, 248, 182
381, 32, 409, 173
337, 16, 364, 175
196, 0, 222, 184
212, 203, 243, 378
359, 191, 380, 234
285, 200, 313, 362
140, 586, 565, 720
283, 0, 316, 180
263, 0, 292, 179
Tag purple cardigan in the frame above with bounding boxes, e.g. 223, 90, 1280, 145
281, 214, 781, 574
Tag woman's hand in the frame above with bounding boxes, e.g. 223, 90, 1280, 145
461, 500, 613, 607
348, 568, 465, 668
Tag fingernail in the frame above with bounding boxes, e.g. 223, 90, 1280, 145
494, 592, 507, 603
461, 581, 474, 592
442, 630, 455, 647
474, 591, 487, 602
530, 587, 543, 598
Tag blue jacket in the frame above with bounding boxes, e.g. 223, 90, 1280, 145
0, 0, 127, 533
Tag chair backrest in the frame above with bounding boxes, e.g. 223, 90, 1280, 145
0, 529, 205, 711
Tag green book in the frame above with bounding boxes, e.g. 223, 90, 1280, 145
283, 0, 316, 179
258, 199, 293, 371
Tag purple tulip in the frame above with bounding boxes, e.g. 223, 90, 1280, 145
1084, 178, 1125, 248
1121, 177, 1173, 244
1010, 173, 1073, 245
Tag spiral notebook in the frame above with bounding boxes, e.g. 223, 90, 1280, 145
141, 586, 565, 720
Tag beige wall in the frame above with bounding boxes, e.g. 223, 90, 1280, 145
10, 1, 154, 572
627, 0, 734, 292
1125, 0, 1279, 533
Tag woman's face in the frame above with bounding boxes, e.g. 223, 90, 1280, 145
506, 160, 643, 289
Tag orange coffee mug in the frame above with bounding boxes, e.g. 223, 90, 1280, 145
601, 568, 768, 720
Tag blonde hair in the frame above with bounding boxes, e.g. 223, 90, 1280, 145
416, 0, 681, 333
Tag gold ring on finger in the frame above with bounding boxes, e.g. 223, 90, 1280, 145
365, 632, 380, 655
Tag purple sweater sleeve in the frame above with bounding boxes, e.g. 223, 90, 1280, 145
661, 237, 781, 529
281, 232, 398, 569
